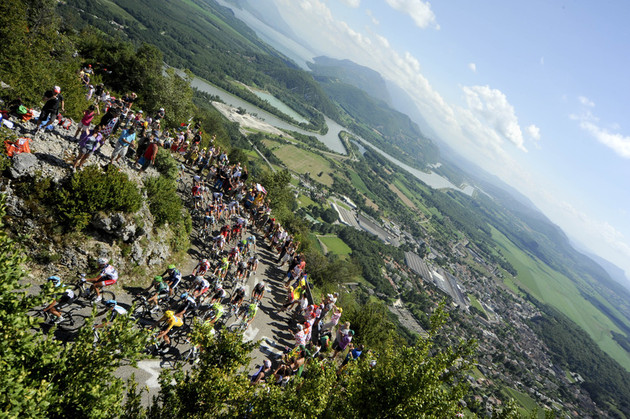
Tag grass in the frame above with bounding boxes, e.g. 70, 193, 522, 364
490, 225, 630, 370
317, 235, 352, 257
502, 387, 544, 418
308, 233, 324, 254
297, 193, 318, 208
262, 139, 335, 186
467, 294, 486, 315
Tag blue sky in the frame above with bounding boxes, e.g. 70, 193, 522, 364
238, 0, 630, 278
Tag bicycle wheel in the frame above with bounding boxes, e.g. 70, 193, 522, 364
99, 290, 116, 305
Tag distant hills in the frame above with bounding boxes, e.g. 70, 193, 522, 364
308, 56, 392, 105
308, 56, 439, 168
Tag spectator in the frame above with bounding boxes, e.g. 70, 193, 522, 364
34, 86, 63, 133
73, 126, 103, 172
110, 126, 137, 164
74, 105, 99, 140
139, 138, 159, 172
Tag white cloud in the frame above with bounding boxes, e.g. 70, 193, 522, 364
526, 124, 541, 141
385, 0, 439, 29
468, 62, 476, 73
579, 121, 630, 158
366, 9, 379, 25
462, 85, 528, 152
579, 95, 595, 107
341, 0, 360, 8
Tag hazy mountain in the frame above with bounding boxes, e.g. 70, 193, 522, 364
578, 248, 630, 291
308, 56, 392, 105
384, 79, 440, 141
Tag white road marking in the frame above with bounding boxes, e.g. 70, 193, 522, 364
137, 360, 163, 388
242, 326, 259, 342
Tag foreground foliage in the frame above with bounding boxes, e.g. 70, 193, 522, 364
0, 200, 149, 418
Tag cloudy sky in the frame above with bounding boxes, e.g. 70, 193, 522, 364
236, 0, 630, 278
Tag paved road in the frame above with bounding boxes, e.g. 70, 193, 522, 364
112, 167, 299, 403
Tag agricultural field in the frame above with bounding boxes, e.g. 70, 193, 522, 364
262, 139, 336, 186
317, 235, 352, 257
490, 226, 630, 370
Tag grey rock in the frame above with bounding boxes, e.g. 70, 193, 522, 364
8, 153, 38, 178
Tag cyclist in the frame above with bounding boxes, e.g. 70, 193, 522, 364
235, 259, 248, 282
206, 301, 224, 325
146, 276, 170, 309
208, 282, 227, 304
95, 299, 128, 329
86, 258, 118, 302
192, 258, 211, 277
43, 275, 76, 323
251, 280, 266, 302
175, 292, 198, 318
155, 310, 183, 346
227, 246, 241, 264
189, 275, 210, 302
230, 286, 246, 308
246, 254, 259, 278
243, 301, 258, 326
246, 234, 257, 252
202, 211, 215, 234
161, 264, 182, 296
212, 234, 226, 255
213, 257, 230, 280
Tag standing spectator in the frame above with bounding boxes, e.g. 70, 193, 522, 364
86, 84, 95, 102
34, 86, 63, 133
110, 126, 136, 165
74, 105, 99, 139
139, 138, 159, 172
73, 126, 103, 172
332, 329, 354, 359
98, 105, 121, 139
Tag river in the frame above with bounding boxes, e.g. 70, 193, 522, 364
190, 76, 473, 195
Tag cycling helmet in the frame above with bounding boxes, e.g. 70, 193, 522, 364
47, 275, 61, 287
154, 276, 163, 282
202, 258, 208, 263
214, 282, 223, 291
193, 175, 201, 182
168, 264, 176, 270
97, 257, 109, 266
165, 310, 175, 320
104, 299, 117, 307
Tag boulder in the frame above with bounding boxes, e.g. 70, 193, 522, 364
8, 152, 38, 178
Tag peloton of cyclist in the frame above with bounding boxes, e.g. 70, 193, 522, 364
86, 258, 118, 302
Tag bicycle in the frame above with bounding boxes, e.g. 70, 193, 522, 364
71, 273, 115, 306
29, 304, 84, 331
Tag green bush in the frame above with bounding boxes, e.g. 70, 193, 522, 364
153, 148, 180, 180
55, 165, 142, 230
144, 175, 184, 227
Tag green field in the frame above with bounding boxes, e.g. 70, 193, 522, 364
262, 140, 335, 186
490, 226, 630, 370
317, 235, 352, 256
502, 387, 544, 418
468, 294, 486, 315
297, 193, 318, 208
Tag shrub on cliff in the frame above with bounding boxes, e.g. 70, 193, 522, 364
54, 165, 142, 230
